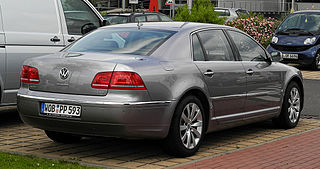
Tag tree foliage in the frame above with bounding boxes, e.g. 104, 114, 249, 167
175, 0, 225, 25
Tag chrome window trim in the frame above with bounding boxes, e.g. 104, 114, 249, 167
211, 106, 280, 120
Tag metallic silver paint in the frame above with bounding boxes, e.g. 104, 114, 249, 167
17, 22, 304, 139
211, 106, 281, 120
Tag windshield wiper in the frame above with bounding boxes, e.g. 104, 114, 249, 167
276, 30, 289, 35
299, 30, 315, 36
284, 28, 305, 32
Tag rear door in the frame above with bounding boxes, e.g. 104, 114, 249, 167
2, 0, 65, 103
58, 0, 103, 45
227, 30, 283, 119
192, 29, 247, 124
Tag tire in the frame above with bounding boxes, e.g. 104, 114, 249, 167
45, 130, 82, 144
273, 82, 302, 129
162, 95, 205, 157
311, 52, 320, 70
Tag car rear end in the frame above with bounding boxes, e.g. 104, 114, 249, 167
17, 26, 178, 139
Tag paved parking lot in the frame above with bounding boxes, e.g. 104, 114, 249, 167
301, 70, 320, 80
1, 107, 320, 169
0, 69, 319, 168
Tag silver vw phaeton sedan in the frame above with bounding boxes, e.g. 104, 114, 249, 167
18, 22, 303, 157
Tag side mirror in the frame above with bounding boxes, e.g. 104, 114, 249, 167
270, 51, 283, 62
81, 23, 98, 35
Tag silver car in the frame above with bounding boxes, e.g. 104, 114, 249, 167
215, 7, 249, 22
17, 22, 303, 157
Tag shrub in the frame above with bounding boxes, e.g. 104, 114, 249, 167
225, 15, 280, 48
175, 0, 225, 25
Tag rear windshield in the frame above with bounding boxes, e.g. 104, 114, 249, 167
104, 15, 129, 24
65, 28, 176, 55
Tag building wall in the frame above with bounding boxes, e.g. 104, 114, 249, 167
217, 0, 289, 12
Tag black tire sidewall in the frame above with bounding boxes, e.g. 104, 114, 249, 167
312, 52, 320, 70
163, 95, 205, 157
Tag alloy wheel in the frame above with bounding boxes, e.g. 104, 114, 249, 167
180, 103, 203, 149
288, 87, 301, 123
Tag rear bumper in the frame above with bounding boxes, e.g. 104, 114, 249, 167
17, 91, 175, 139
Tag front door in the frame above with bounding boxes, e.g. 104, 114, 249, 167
192, 29, 247, 124
227, 30, 283, 119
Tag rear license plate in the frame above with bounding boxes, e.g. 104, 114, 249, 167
282, 53, 298, 59
40, 103, 81, 117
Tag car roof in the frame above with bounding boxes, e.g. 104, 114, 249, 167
100, 22, 233, 32
293, 10, 320, 14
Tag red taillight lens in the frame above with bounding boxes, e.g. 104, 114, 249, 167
91, 72, 112, 89
91, 72, 146, 90
110, 72, 146, 90
21, 66, 40, 84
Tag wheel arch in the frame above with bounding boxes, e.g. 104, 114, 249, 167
172, 87, 212, 132
284, 76, 304, 111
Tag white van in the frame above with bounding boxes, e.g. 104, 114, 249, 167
0, 0, 105, 106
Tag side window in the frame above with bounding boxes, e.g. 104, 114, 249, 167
197, 30, 234, 61
159, 15, 172, 22
146, 15, 160, 22
135, 16, 146, 22
228, 31, 266, 61
60, 0, 100, 35
192, 34, 205, 61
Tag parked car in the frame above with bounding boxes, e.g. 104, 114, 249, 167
214, 7, 249, 22
103, 12, 172, 24
0, 0, 106, 106
267, 10, 320, 70
18, 22, 304, 157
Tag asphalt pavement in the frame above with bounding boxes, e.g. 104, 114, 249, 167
301, 79, 320, 119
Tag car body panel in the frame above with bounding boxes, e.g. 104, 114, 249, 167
0, 0, 104, 106
18, 22, 303, 139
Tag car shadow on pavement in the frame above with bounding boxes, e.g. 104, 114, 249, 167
0, 106, 22, 127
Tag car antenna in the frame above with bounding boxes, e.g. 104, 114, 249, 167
137, 20, 143, 30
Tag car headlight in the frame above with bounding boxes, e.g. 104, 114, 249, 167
271, 36, 278, 44
304, 37, 316, 45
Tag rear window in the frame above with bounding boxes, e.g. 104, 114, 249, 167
65, 28, 176, 56
214, 9, 230, 16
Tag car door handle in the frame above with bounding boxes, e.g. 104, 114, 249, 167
50, 36, 60, 42
246, 69, 254, 75
68, 37, 75, 42
204, 70, 214, 77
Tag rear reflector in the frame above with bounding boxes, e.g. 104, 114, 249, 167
91, 72, 146, 90
21, 65, 40, 84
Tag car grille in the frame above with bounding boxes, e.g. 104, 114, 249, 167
270, 43, 312, 52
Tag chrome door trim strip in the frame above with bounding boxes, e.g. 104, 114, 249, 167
211, 91, 272, 100
211, 106, 280, 120
211, 93, 246, 100
17, 94, 172, 106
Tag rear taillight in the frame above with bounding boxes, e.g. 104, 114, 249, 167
21, 65, 40, 84
91, 72, 112, 89
91, 72, 146, 90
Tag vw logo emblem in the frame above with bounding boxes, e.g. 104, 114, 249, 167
59, 68, 69, 80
